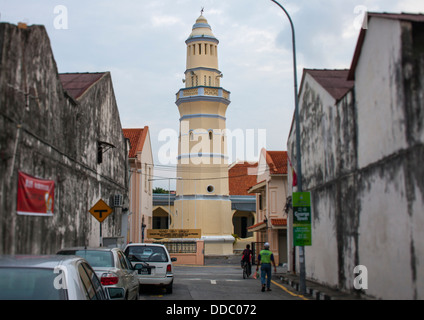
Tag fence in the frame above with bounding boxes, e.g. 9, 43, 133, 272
148, 239, 205, 265
155, 241, 197, 254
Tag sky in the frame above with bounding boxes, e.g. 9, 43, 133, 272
1, 0, 423, 189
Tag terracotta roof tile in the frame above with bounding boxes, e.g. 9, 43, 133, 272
123, 127, 149, 158
265, 150, 288, 175
228, 162, 258, 195
271, 219, 287, 226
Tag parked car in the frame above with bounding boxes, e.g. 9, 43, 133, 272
124, 243, 176, 294
57, 247, 138, 300
0, 255, 113, 300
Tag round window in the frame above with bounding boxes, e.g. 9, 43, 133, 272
207, 185, 215, 193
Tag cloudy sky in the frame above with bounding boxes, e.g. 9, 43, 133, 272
1, 0, 423, 188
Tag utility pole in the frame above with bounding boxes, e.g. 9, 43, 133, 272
270, 0, 306, 295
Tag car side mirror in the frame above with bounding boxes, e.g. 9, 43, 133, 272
171, 257, 177, 262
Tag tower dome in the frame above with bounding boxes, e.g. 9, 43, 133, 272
187, 14, 217, 41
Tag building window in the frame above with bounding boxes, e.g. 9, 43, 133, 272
208, 130, 213, 140
204, 75, 207, 86
97, 144, 103, 164
209, 76, 211, 86
198, 44, 202, 54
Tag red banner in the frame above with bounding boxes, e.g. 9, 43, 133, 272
17, 172, 55, 216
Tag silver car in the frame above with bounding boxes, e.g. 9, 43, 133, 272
57, 247, 139, 300
124, 243, 176, 294
0, 255, 111, 300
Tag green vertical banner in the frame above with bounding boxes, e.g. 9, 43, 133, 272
293, 192, 312, 246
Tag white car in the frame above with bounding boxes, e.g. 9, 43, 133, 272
124, 243, 176, 294
0, 255, 111, 300
57, 247, 139, 300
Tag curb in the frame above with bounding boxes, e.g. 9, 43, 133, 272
277, 275, 332, 300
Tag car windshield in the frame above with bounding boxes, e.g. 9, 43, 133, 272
59, 250, 114, 268
0, 267, 67, 300
126, 246, 168, 262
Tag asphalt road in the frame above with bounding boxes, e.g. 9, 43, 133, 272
138, 264, 307, 301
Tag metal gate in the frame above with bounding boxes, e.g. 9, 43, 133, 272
251, 242, 265, 265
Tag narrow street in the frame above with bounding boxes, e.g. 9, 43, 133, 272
139, 264, 307, 301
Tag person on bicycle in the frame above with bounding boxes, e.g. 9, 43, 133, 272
241, 244, 253, 277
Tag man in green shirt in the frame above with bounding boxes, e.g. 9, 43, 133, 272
256, 242, 277, 292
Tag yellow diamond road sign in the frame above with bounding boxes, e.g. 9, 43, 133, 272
89, 199, 113, 223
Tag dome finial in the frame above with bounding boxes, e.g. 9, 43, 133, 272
201, 7, 204, 16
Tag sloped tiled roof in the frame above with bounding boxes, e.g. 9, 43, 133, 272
229, 162, 258, 195
59, 72, 106, 100
123, 127, 149, 158
271, 219, 287, 227
265, 150, 288, 175
305, 69, 354, 101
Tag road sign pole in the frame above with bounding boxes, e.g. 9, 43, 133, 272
100, 222, 102, 247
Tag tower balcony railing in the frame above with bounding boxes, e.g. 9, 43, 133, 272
176, 86, 230, 102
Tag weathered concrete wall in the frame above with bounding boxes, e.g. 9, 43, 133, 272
354, 18, 424, 300
288, 77, 357, 290
287, 17, 424, 299
0, 23, 128, 254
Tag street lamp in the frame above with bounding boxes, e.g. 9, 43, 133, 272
270, 0, 306, 295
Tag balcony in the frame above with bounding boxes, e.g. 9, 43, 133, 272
176, 86, 231, 105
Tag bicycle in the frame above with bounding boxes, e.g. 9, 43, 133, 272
242, 261, 251, 279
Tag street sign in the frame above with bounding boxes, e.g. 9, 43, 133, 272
89, 199, 113, 223
293, 192, 312, 246
147, 229, 202, 239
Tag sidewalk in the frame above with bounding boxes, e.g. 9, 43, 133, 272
274, 266, 368, 300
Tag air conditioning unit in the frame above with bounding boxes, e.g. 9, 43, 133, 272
113, 194, 123, 208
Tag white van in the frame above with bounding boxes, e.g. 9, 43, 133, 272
124, 243, 176, 294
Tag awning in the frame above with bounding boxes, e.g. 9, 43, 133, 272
247, 221, 267, 232
271, 219, 287, 230
248, 180, 266, 194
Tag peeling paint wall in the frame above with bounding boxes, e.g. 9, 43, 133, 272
0, 23, 129, 254
287, 17, 424, 299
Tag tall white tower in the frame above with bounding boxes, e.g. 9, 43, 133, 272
173, 14, 234, 255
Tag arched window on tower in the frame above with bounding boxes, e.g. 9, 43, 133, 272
198, 44, 202, 54
209, 130, 213, 140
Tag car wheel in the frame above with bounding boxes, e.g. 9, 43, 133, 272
165, 282, 173, 294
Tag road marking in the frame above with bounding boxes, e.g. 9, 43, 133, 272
211, 280, 217, 285
271, 280, 309, 300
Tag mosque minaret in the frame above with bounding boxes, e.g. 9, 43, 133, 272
174, 13, 234, 255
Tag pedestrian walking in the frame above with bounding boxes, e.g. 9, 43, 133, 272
256, 242, 277, 292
